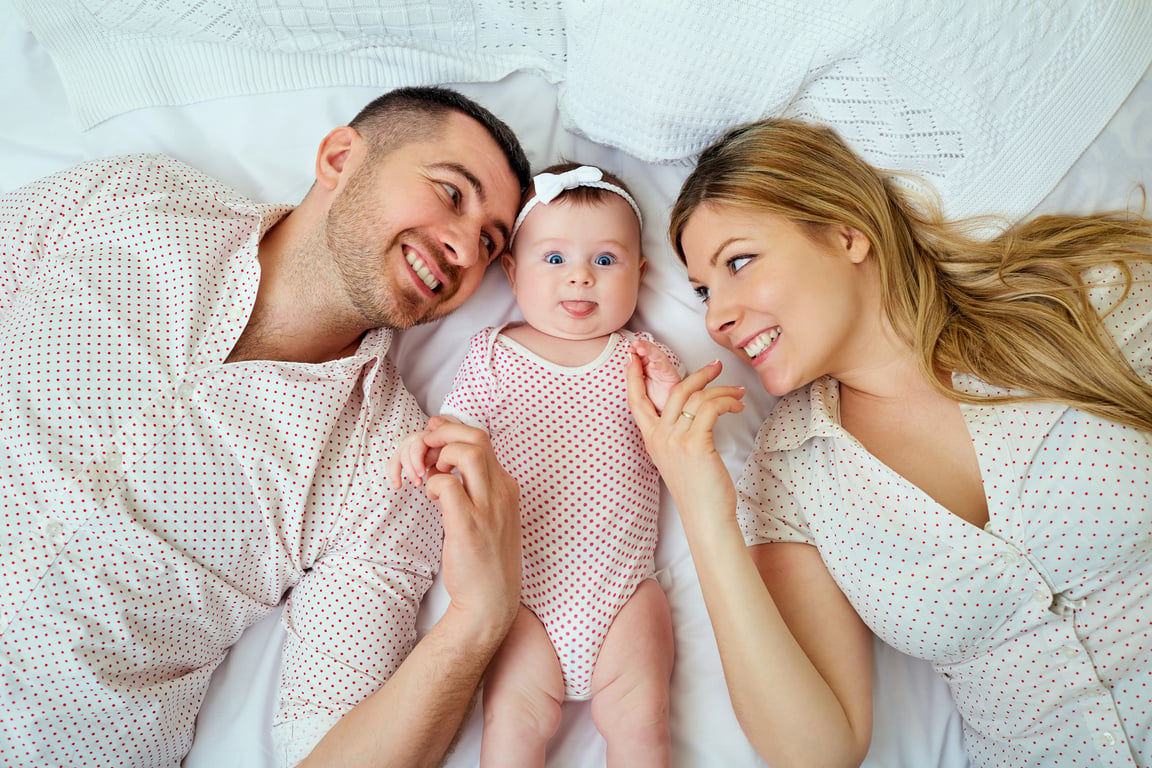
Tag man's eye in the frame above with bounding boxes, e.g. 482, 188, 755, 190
441, 182, 460, 204
594, 253, 616, 266
545, 253, 564, 264
480, 233, 496, 258
693, 285, 710, 303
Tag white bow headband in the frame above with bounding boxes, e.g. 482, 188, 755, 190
510, 165, 643, 243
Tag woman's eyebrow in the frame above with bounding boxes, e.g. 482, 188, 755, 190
708, 237, 740, 266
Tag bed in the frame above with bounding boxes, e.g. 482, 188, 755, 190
1, 1, 1149, 766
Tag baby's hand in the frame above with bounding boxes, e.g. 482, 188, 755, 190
386, 429, 435, 489
632, 339, 682, 413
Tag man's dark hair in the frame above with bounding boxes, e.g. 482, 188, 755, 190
349, 86, 530, 193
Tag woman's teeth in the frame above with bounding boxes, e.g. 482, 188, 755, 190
743, 327, 780, 358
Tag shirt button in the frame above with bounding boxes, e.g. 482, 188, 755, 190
1059, 646, 1081, 658
1097, 732, 1117, 748
1033, 588, 1050, 604
1001, 550, 1020, 564
177, 382, 195, 398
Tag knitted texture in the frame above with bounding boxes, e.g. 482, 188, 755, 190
14, 0, 1152, 220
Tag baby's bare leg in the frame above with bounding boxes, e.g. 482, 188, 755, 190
479, 604, 565, 768
589, 579, 675, 768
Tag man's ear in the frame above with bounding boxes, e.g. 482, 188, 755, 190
500, 252, 519, 294
314, 126, 361, 192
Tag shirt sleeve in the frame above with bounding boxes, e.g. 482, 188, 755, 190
735, 422, 813, 547
1087, 259, 1152, 384
0, 162, 89, 312
272, 371, 443, 766
439, 329, 497, 429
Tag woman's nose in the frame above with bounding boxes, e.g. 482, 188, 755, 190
705, 292, 737, 336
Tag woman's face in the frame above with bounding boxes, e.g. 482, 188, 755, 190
680, 203, 877, 397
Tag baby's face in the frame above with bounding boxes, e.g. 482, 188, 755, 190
502, 196, 645, 342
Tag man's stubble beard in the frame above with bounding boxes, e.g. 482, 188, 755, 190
323, 163, 458, 331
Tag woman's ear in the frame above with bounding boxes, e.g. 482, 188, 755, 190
314, 126, 361, 192
501, 252, 519, 294
836, 225, 872, 264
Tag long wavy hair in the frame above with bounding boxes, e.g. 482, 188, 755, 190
669, 119, 1152, 433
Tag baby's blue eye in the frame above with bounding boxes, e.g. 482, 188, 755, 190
594, 253, 616, 266
545, 253, 564, 264
693, 285, 710, 303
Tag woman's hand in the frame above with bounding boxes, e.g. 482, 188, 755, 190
626, 354, 745, 524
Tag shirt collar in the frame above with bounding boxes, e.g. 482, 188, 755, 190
759, 375, 846, 452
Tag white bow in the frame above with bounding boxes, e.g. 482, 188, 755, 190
532, 166, 604, 204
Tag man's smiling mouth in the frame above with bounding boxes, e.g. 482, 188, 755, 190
405, 248, 442, 292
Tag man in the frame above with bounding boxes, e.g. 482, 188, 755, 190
0, 87, 530, 768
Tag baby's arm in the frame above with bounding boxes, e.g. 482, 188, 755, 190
632, 338, 682, 413
386, 416, 463, 489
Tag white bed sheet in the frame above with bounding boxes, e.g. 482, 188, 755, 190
1, 1, 1149, 765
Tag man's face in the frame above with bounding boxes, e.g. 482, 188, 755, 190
324, 111, 522, 329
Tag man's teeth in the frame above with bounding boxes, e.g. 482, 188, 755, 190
405, 250, 441, 291
743, 328, 780, 358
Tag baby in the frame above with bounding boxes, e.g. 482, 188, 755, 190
390, 163, 680, 766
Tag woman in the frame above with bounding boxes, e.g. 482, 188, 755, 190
626, 119, 1152, 768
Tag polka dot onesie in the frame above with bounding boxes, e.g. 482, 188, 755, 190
0, 156, 443, 767
737, 263, 1152, 767
441, 325, 673, 699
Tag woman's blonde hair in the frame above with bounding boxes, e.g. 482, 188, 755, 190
669, 119, 1152, 432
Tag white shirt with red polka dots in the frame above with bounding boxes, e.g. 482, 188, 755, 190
738, 262, 1152, 767
0, 155, 443, 768
441, 326, 672, 700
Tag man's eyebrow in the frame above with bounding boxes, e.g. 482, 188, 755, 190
431, 161, 511, 248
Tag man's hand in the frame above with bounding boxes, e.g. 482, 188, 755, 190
422, 416, 522, 643
297, 417, 521, 768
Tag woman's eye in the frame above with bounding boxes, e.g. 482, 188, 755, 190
594, 253, 616, 266
545, 253, 564, 264
441, 182, 461, 204
693, 285, 710, 303
728, 255, 754, 273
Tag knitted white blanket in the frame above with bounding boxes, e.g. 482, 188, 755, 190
15, 0, 1152, 221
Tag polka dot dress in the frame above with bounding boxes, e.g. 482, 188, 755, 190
0, 156, 443, 767
737, 262, 1152, 767
442, 326, 670, 699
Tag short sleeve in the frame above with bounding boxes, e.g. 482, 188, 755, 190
1087, 259, 1152, 383
735, 423, 813, 547
440, 329, 497, 428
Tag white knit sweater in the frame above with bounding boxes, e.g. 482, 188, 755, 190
14, 0, 1152, 221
